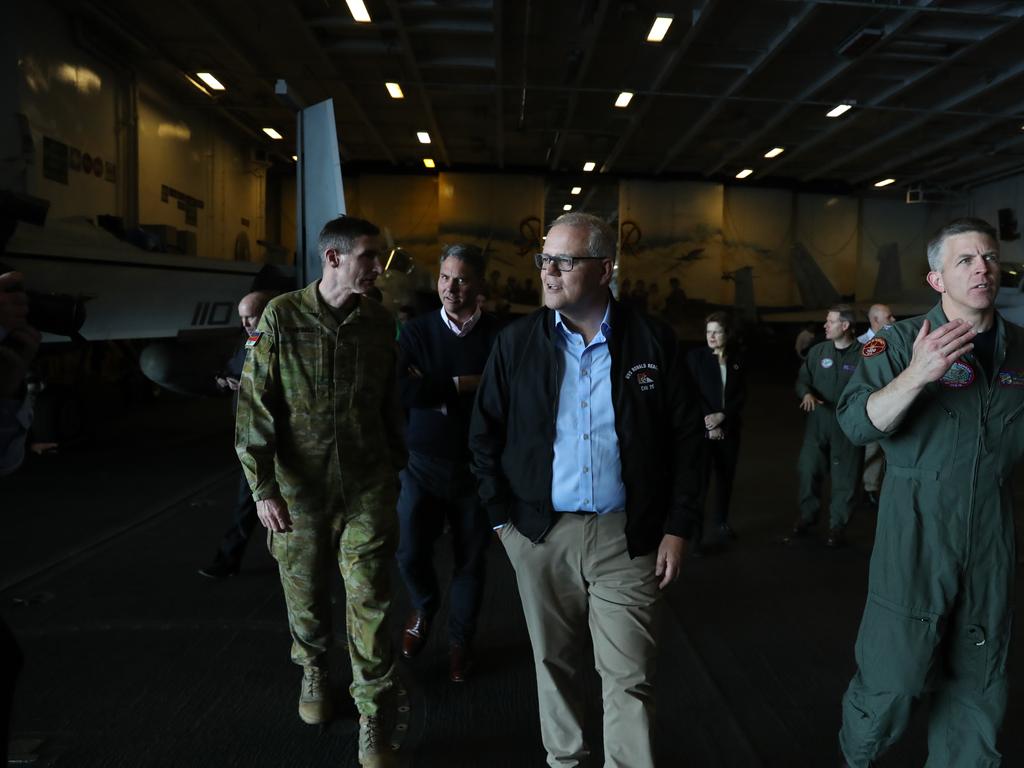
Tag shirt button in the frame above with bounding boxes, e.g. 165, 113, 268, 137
582, 433, 589, 440
581, 401, 588, 408
583, 466, 589, 473
583, 499, 590, 505
581, 369, 588, 376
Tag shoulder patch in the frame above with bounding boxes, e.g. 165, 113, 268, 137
245, 331, 263, 349
862, 337, 887, 358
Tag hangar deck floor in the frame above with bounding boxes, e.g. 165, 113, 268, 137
3, 368, 1022, 767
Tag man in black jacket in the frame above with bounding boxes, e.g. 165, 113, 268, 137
469, 212, 703, 768
395, 244, 500, 682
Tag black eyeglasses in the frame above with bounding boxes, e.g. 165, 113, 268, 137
533, 253, 604, 271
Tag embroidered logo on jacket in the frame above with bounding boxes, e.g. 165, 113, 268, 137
998, 370, 1024, 388
940, 361, 975, 388
625, 363, 658, 392
821, 358, 834, 368
841, 363, 857, 373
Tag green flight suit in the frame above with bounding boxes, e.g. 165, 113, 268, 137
235, 281, 406, 717
795, 339, 865, 530
836, 304, 1024, 767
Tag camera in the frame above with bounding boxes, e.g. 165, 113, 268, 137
0, 261, 87, 339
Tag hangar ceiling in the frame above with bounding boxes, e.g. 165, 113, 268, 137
63, 0, 1024, 224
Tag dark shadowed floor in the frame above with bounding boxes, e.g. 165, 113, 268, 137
2, 348, 1022, 767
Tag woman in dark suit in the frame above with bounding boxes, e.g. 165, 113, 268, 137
686, 311, 746, 552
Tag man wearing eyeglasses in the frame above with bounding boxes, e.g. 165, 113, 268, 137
469, 212, 703, 768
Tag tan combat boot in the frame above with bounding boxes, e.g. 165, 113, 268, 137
358, 713, 396, 767
297, 665, 332, 724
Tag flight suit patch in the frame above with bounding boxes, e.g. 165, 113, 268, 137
862, 338, 887, 358
821, 358, 834, 369
997, 370, 1024, 388
940, 361, 975, 389
841, 363, 857, 373
625, 362, 658, 392
245, 332, 263, 349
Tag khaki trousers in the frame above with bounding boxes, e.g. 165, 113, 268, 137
500, 512, 659, 768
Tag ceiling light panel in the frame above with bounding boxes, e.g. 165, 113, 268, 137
583, 162, 596, 172
263, 127, 283, 140
196, 72, 225, 91
423, 158, 435, 168
385, 82, 404, 99
345, 0, 371, 23
571, 186, 582, 195
735, 169, 753, 179
615, 91, 633, 108
417, 131, 431, 144
764, 147, 785, 158
646, 15, 673, 43
874, 178, 895, 187
826, 104, 853, 118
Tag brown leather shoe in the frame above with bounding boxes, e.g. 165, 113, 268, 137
449, 644, 473, 683
402, 612, 430, 659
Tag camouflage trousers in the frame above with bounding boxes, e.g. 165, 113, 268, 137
270, 482, 398, 716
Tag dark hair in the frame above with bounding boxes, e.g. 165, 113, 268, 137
829, 303, 856, 329
705, 310, 733, 336
440, 243, 487, 279
317, 215, 380, 259
926, 217, 998, 271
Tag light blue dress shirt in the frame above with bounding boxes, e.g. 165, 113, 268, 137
550, 305, 626, 514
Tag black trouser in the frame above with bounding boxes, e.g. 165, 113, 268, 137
0, 616, 22, 766
214, 472, 259, 564
695, 430, 741, 542
396, 453, 489, 647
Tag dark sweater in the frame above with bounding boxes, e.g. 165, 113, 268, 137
398, 311, 501, 461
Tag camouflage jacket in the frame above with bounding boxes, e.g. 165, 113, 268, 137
235, 281, 406, 505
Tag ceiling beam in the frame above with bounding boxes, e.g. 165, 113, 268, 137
776, 0, 1024, 18
654, 2, 816, 175
764, 10, 1023, 178
549, 0, 612, 171
704, 0, 935, 177
855, 96, 1024, 185
906, 129, 1024, 185
804, 56, 1024, 182
951, 157, 1024, 189
383, 0, 452, 167
602, 0, 723, 174
281, 2, 396, 164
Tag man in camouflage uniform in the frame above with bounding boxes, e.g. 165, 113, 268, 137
235, 215, 405, 768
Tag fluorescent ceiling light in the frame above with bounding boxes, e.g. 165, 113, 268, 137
735, 169, 753, 179
646, 15, 673, 43
196, 72, 225, 91
615, 91, 634, 108
874, 178, 896, 187
385, 82, 404, 99
826, 103, 853, 118
571, 186, 582, 195
764, 146, 785, 158
263, 127, 283, 140
563, 204, 573, 211
583, 161, 596, 172
292, 154, 298, 162
345, 0, 371, 23
417, 131, 431, 144
423, 158, 436, 168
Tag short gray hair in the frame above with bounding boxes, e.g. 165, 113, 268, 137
926, 217, 998, 271
549, 212, 616, 262
440, 243, 487, 279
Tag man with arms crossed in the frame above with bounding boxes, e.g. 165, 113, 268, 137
837, 218, 1024, 767
236, 215, 405, 768
470, 212, 702, 768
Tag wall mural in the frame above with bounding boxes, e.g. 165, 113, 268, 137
438, 172, 545, 310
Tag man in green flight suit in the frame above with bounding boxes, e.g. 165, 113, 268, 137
791, 304, 864, 548
235, 215, 406, 768
836, 217, 1024, 767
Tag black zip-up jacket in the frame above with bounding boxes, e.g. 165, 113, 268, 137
469, 299, 703, 557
